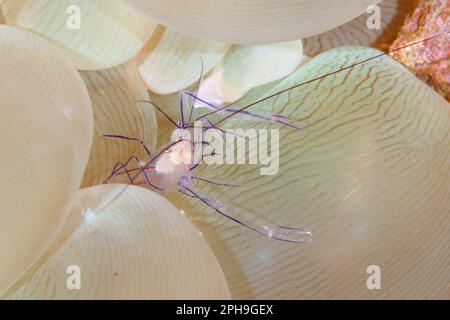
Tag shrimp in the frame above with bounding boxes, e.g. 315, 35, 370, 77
103, 89, 311, 243
103, 32, 448, 244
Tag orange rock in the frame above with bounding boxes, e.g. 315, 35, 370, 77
390, 0, 449, 101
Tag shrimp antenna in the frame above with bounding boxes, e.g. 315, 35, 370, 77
187, 58, 205, 126
194, 30, 449, 127
137, 100, 179, 128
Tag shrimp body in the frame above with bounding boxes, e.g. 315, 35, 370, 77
104, 91, 312, 244
152, 129, 194, 191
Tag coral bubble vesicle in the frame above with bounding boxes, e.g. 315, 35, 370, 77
0, 25, 93, 296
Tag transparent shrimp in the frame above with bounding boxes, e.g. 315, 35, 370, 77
104, 88, 311, 243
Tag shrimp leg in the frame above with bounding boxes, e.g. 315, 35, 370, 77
106, 159, 135, 185
103, 135, 152, 157
104, 154, 159, 188
185, 91, 303, 130
179, 182, 312, 244
192, 176, 240, 187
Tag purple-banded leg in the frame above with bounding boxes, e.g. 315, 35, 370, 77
178, 183, 312, 244
185, 91, 220, 113
103, 135, 152, 157
104, 154, 164, 191
192, 176, 240, 187
188, 140, 222, 171
104, 155, 141, 184
180, 89, 204, 128
179, 92, 186, 128
216, 107, 303, 130
202, 117, 249, 148
186, 91, 303, 131
184, 59, 205, 127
